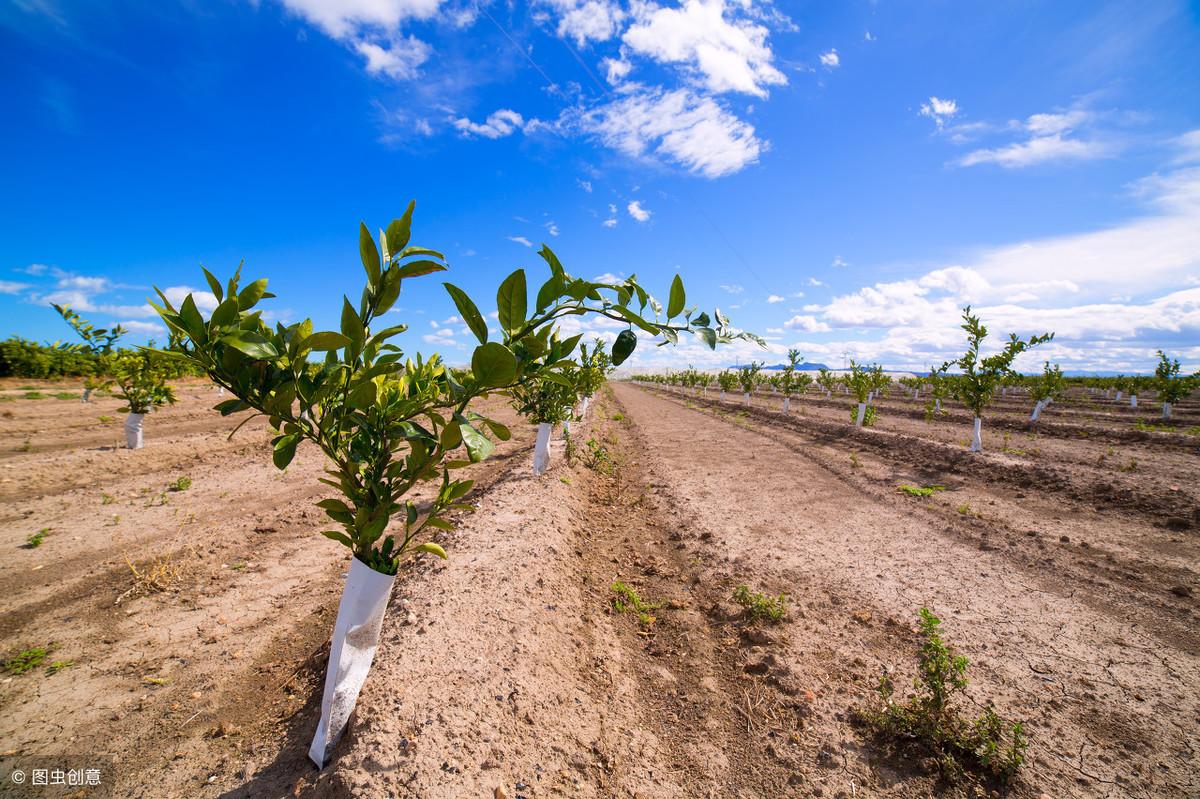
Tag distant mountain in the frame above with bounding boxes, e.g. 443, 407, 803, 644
755, 362, 830, 372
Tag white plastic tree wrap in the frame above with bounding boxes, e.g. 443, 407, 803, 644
533, 422, 552, 475
970, 417, 983, 452
855, 402, 867, 427
124, 413, 144, 449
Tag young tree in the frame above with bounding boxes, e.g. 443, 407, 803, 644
717, 368, 739, 400
509, 360, 578, 474
780, 349, 803, 412
923, 366, 951, 420
1028, 361, 1065, 422
150, 204, 756, 766
846, 360, 878, 428
940, 307, 1052, 452
574, 338, 611, 419
816, 367, 837, 399
51, 305, 123, 402
737, 361, 762, 404
1154, 350, 1199, 419
54, 306, 177, 447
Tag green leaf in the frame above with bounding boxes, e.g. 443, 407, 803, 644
482, 418, 511, 441
536, 273, 563, 313
209, 298, 239, 329
237, 279, 269, 310
272, 434, 299, 469
304, 331, 351, 351
359, 222, 381, 288
385, 201, 415, 257
214, 398, 249, 415
320, 530, 354, 548
693, 327, 717, 349
471, 342, 517, 387
375, 267, 403, 315
612, 329, 637, 366
201, 267, 224, 302
667, 274, 685, 318
178, 294, 207, 342
458, 420, 496, 462
415, 541, 447, 559
443, 283, 488, 344
347, 379, 378, 409
496, 269, 527, 334
222, 332, 279, 360
340, 297, 364, 345
396, 259, 446, 280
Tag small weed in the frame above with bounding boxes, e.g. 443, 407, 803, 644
559, 476, 572, 485
229, 561, 247, 571
850, 453, 861, 470
611, 580, 659, 628
143, 675, 169, 686
733, 584, 787, 624
23, 391, 47, 400
102, 493, 116, 505
1119, 457, 1138, 473
53, 392, 77, 400
863, 608, 1027, 784
117, 551, 183, 602
1134, 420, 1200, 436
3, 645, 51, 675
19, 437, 32, 452
25, 528, 49, 548
107, 514, 121, 526
169, 476, 192, 492
611, 412, 625, 421
98, 415, 115, 423
45, 659, 74, 675
898, 484, 946, 498
584, 438, 613, 473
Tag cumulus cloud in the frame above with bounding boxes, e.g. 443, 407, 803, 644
277, 0, 441, 79
720, 284, 744, 294
621, 0, 787, 98
573, 87, 763, 178
0, 280, 31, 294
783, 314, 830, 332
544, 0, 626, 46
117, 320, 167, 337
507, 235, 534, 247
919, 96, 958, 128
453, 108, 529, 138
627, 200, 651, 222
818, 49, 839, 68
766, 294, 784, 303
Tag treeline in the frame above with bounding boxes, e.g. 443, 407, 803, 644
0, 336, 204, 379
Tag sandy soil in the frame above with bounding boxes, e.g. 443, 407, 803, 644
1, 378, 1196, 798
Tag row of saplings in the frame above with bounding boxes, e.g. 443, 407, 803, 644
635, 308, 1198, 453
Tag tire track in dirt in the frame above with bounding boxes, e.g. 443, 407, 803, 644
614, 382, 1199, 799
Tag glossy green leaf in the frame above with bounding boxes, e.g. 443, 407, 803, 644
359, 222, 381, 287
396, 259, 446, 280
237, 279, 269, 310
471, 342, 517, 387
273, 434, 299, 469
221, 332, 279, 360
496, 269, 527, 334
444, 283, 488, 344
305, 331, 351, 351
667, 274, 685, 318
415, 541, 447, 559
321, 530, 354, 548
385, 201, 415, 258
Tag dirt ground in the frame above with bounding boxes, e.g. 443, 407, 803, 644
0, 378, 1196, 798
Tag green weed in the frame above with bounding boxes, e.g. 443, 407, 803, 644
732, 584, 787, 624
169, 476, 192, 492
25, 528, 49, 548
898, 484, 946, 498
3, 646, 51, 675
611, 581, 659, 628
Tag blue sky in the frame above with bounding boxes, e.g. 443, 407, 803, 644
2, 0, 1198, 372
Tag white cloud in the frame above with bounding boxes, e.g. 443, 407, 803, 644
627, 200, 651, 222
720, 284, 744, 294
784, 314, 830, 333
453, 109, 529, 139
592, 272, 624, 283
546, 0, 626, 46
162, 285, 219, 313
573, 86, 763, 178
355, 36, 431, 79
545, 221, 560, 236
919, 96, 958, 129
277, 0, 441, 79
831, 255, 848, 268
117, 320, 166, 337
766, 294, 784, 303
818, 49, 839, 68
959, 108, 1110, 168
602, 217, 618, 228
621, 0, 787, 98
808, 277, 825, 287
864, 30, 875, 42
0, 280, 30, 294
508, 235, 534, 247
578, 179, 593, 192
602, 55, 633, 85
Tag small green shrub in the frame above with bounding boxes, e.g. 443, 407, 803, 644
898, 484, 945, 498
23, 391, 47, 400
25, 528, 49, 548
866, 609, 1026, 784
46, 659, 74, 675
53, 392, 77, 400
611, 412, 625, 421
3, 646, 51, 675
584, 438, 613, 473
612, 580, 658, 628
733, 584, 787, 623
169, 476, 192, 492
